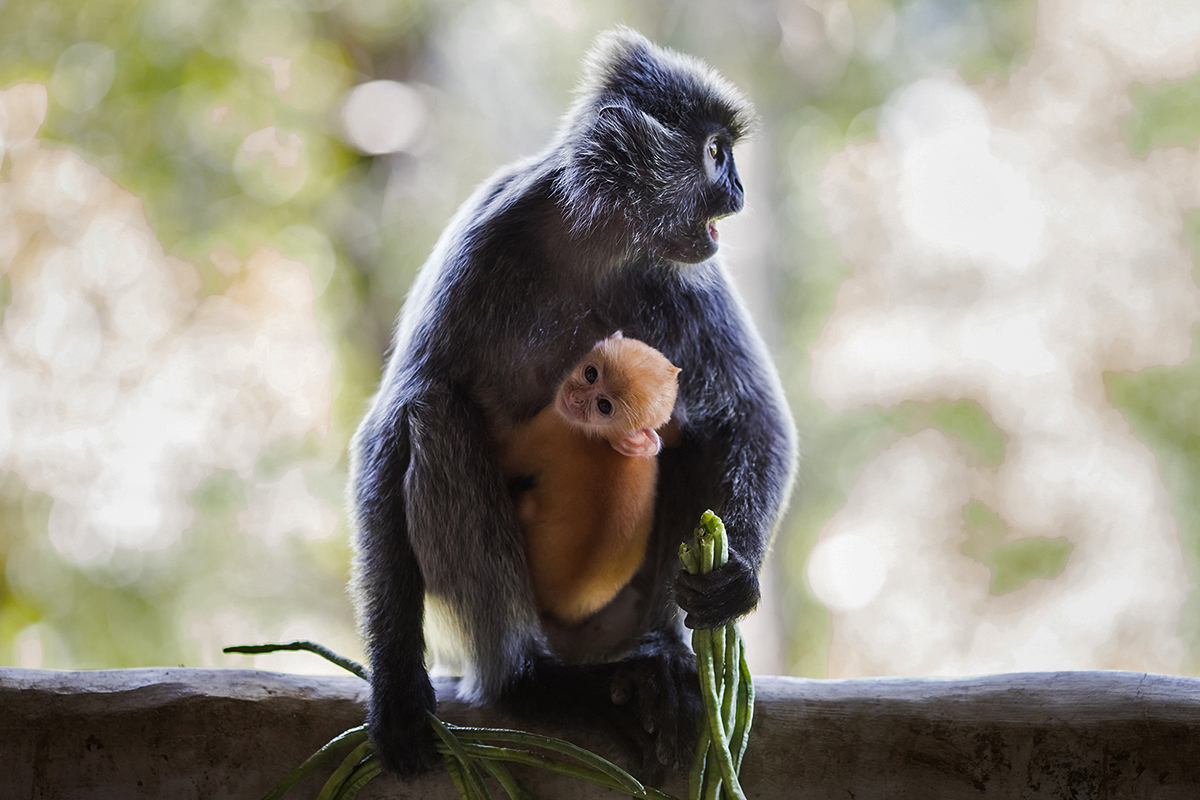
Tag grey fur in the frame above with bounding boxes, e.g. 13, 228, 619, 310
350, 28, 796, 777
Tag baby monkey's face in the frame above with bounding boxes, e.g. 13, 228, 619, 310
554, 333, 681, 439
556, 357, 629, 433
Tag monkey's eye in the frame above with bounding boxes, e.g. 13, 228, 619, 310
704, 137, 725, 176
585, 365, 598, 384
597, 398, 613, 416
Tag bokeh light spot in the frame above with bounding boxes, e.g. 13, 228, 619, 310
807, 533, 888, 611
50, 42, 116, 114
233, 127, 308, 205
339, 80, 427, 155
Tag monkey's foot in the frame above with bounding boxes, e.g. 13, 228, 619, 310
498, 648, 697, 785
609, 633, 702, 778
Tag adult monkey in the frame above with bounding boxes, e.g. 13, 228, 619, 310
350, 28, 797, 778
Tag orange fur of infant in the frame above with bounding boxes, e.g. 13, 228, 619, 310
498, 336, 680, 624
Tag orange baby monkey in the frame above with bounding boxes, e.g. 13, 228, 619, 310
499, 332, 680, 624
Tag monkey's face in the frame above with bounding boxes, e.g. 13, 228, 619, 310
560, 104, 749, 266
555, 336, 680, 436
554, 31, 757, 265
556, 359, 627, 433
654, 130, 745, 264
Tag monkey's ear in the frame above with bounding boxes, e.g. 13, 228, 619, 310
608, 330, 624, 340
589, 103, 673, 170
613, 428, 662, 458
556, 100, 685, 235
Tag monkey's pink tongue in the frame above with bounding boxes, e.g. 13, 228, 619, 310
708, 222, 719, 241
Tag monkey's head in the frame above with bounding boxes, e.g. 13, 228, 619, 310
556, 332, 681, 437
555, 28, 756, 264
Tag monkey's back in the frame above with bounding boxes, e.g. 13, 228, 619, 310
499, 408, 657, 624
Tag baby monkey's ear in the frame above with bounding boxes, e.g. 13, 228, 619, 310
611, 428, 662, 458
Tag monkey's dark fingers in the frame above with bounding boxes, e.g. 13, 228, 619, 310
674, 557, 760, 630
661, 655, 702, 771
607, 710, 665, 787
652, 661, 684, 768
638, 662, 664, 735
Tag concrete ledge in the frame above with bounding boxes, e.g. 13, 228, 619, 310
3, 668, 1200, 798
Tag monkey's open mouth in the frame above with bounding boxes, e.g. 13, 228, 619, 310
708, 221, 719, 242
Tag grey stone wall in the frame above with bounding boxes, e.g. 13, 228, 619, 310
3, 668, 1200, 799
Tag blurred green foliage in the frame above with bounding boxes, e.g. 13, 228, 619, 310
0, 0, 423, 670
1107, 343, 1200, 671
1106, 213, 1200, 671
2, 0, 1044, 675
1126, 74, 1200, 158
6, 0, 1199, 680
960, 501, 1073, 595
888, 400, 1008, 466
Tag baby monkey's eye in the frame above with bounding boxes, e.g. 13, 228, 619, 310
597, 398, 613, 416
708, 139, 719, 160
585, 365, 598, 384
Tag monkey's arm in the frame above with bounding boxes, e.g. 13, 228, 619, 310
354, 381, 537, 774
673, 397, 795, 629
669, 275, 798, 630
351, 406, 438, 775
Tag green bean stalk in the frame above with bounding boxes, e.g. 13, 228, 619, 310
678, 511, 754, 800
225, 640, 681, 800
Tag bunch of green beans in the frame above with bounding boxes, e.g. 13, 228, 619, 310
678, 511, 754, 800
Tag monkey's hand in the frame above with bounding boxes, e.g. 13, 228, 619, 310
673, 549, 760, 629
367, 671, 439, 776
610, 630, 703, 778
611, 428, 662, 457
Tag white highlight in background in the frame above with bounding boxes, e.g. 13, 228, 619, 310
884, 78, 1047, 272
807, 532, 888, 611
340, 80, 427, 155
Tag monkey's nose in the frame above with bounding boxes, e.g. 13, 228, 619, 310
728, 184, 744, 213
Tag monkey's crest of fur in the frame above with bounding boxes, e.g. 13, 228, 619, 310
553, 28, 757, 252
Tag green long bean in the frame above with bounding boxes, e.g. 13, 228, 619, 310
444, 725, 644, 793
332, 755, 381, 800
255, 725, 368, 800
684, 511, 753, 800
315, 741, 374, 800
429, 715, 495, 800
223, 640, 369, 681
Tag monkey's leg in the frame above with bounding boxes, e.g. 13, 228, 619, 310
499, 627, 701, 785
403, 383, 540, 699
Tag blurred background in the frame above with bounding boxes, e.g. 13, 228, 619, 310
2, 0, 1199, 680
